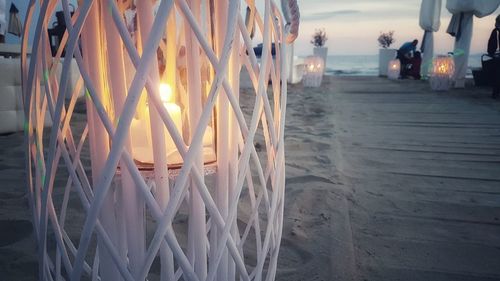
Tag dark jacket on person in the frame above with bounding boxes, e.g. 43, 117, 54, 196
486, 27, 500, 97
488, 28, 500, 56
408, 52, 422, 80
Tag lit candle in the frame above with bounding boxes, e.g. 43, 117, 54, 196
203, 126, 213, 147
130, 84, 183, 164
131, 83, 216, 164
159, 83, 183, 158
131, 110, 152, 163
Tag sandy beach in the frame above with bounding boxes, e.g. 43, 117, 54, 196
1, 76, 500, 280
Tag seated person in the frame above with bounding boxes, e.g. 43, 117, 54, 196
407, 51, 422, 80
397, 39, 419, 78
487, 15, 500, 99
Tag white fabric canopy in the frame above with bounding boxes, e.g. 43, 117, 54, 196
0, 0, 6, 36
447, 0, 500, 18
446, 0, 500, 87
420, 0, 442, 77
420, 0, 441, 32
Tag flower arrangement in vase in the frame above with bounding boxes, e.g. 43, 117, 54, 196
311, 28, 328, 67
378, 30, 397, 76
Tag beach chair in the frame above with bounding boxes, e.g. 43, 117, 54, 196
0, 57, 84, 134
480, 53, 500, 87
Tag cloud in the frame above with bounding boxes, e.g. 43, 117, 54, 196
301, 9, 361, 21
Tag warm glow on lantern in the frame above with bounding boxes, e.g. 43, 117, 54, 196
159, 84, 182, 139
304, 56, 324, 74
158, 83, 182, 145
160, 83, 173, 102
432, 56, 454, 77
387, 59, 400, 80
430, 55, 455, 91
130, 83, 183, 165
436, 63, 451, 75
130, 77, 217, 166
25, 0, 291, 279
303, 56, 324, 87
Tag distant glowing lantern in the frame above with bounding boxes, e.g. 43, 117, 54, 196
303, 55, 324, 87
387, 59, 400, 80
22, 0, 299, 281
429, 55, 455, 91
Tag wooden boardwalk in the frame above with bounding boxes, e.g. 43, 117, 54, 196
329, 77, 500, 281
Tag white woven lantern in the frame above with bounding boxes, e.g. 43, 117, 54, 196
21, 0, 299, 280
387, 59, 400, 80
429, 55, 455, 91
302, 55, 324, 87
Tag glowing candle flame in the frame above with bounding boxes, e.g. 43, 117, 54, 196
160, 83, 173, 102
433, 56, 454, 76
438, 64, 448, 74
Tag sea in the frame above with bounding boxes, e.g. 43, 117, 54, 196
320, 54, 483, 77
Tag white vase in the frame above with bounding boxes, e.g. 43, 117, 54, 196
313, 47, 328, 68
379, 48, 397, 76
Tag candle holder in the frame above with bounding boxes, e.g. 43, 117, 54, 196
387, 59, 400, 80
302, 55, 324, 87
429, 55, 455, 91
22, 0, 299, 280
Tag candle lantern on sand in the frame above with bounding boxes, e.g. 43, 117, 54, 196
387, 59, 400, 80
22, 0, 299, 280
302, 55, 324, 87
429, 55, 455, 91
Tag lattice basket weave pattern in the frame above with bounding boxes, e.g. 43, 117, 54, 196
21, 0, 298, 280
429, 55, 455, 91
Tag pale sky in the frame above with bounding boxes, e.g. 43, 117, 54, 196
6, 0, 499, 56
295, 0, 500, 56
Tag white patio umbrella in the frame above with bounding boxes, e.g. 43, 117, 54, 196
446, 0, 500, 87
281, 0, 300, 83
420, 0, 441, 78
